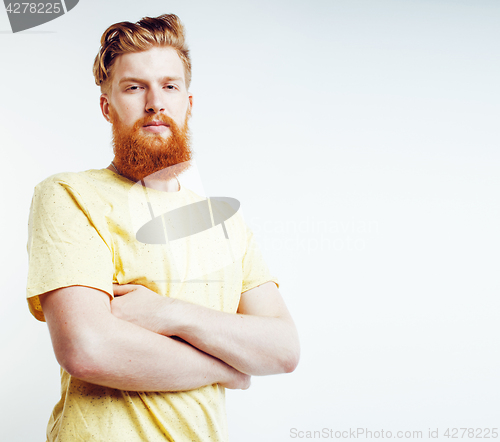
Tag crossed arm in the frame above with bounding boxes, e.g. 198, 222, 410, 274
39, 281, 300, 392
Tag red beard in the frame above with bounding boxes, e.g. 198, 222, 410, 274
110, 108, 192, 183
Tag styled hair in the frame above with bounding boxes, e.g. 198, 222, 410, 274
93, 14, 191, 92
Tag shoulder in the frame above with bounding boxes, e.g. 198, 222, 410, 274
34, 169, 114, 192
32, 169, 125, 204
31, 172, 84, 211
30, 170, 123, 224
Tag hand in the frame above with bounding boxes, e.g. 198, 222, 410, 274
111, 284, 175, 335
220, 369, 252, 390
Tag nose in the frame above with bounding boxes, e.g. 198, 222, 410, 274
145, 87, 165, 113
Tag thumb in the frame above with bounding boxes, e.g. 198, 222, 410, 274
112, 283, 137, 297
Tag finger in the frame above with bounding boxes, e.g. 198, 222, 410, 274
112, 284, 137, 296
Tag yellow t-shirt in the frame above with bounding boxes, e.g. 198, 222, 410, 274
27, 169, 277, 442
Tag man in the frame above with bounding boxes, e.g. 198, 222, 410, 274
27, 14, 299, 442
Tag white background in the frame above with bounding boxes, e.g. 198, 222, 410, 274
1, 0, 499, 441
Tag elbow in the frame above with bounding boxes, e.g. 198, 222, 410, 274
273, 331, 300, 374
281, 325, 300, 374
63, 355, 102, 381
264, 323, 300, 375
55, 337, 106, 381
282, 344, 300, 373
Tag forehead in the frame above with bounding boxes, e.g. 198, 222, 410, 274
111, 46, 186, 84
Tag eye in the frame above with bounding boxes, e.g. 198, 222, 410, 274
165, 84, 177, 90
126, 85, 143, 92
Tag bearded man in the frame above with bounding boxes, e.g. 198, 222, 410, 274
26, 13, 299, 442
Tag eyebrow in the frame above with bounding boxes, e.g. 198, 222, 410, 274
118, 76, 184, 85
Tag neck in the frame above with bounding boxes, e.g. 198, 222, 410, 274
142, 175, 180, 192
106, 162, 181, 192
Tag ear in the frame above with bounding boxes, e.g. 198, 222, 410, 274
100, 94, 111, 122
188, 93, 193, 112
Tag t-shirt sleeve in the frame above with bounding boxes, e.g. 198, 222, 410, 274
26, 176, 114, 321
240, 222, 279, 293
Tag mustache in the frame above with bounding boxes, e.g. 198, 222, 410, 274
133, 113, 178, 130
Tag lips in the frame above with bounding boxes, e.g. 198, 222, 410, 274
142, 120, 170, 134
143, 121, 168, 128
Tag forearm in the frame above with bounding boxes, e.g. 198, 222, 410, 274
110, 282, 300, 376
69, 316, 247, 391
41, 286, 249, 392
170, 304, 299, 376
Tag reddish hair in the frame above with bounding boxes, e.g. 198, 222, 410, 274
93, 14, 191, 92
